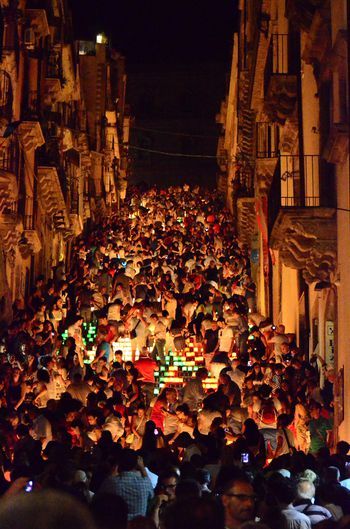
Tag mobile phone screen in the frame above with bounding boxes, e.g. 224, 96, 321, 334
24, 480, 34, 493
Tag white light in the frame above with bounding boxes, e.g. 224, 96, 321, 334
96, 34, 103, 44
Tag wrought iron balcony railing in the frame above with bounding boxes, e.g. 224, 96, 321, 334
268, 154, 336, 232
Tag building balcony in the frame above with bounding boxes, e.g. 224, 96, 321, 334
37, 166, 69, 232
25, 8, 50, 44
264, 34, 298, 124
268, 154, 337, 283
43, 49, 63, 105
18, 121, 45, 151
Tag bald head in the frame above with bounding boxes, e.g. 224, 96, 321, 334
296, 480, 315, 501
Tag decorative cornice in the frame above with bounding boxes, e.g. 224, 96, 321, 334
323, 124, 349, 165
25, 8, 50, 38
256, 157, 278, 194
270, 207, 336, 283
18, 229, 42, 257
0, 169, 18, 214
264, 75, 298, 124
237, 197, 257, 245
37, 166, 69, 229
18, 121, 45, 151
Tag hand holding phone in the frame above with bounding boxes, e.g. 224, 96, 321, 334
241, 452, 250, 464
24, 480, 34, 493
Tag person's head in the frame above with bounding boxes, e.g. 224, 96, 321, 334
157, 470, 179, 500
166, 387, 178, 404
243, 418, 258, 434
336, 440, 350, 456
324, 466, 340, 484
296, 480, 315, 501
118, 449, 138, 472
268, 476, 295, 507
90, 493, 128, 529
309, 401, 322, 419
126, 368, 138, 384
140, 346, 150, 357
245, 379, 254, 390
231, 358, 240, 369
221, 477, 256, 528
136, 403, 146, 418
86, 411, 99, 426
276, 413, 292, 429
0, 490, 96, 529
176, 404, 190, 422
196, 367, 208, 381
176, 479, 201, 501
280, 343, 290, 355
161, 497, 225, 529
114, 350, 123, 363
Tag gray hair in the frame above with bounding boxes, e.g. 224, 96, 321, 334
296, 480, 315, 500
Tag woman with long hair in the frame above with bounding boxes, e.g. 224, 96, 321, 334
242, 418, 266, 466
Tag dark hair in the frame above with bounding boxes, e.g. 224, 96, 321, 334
118, 449, 138, 472
215, 466, 251, 495
175, 479, 201, 501
91, 493, 128, 529
268, 475, 295, 505
161, 497, 225, 529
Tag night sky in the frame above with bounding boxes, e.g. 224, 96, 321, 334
70, 0, 238, 186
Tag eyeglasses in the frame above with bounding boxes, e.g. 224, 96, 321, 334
224, 493, 257, 502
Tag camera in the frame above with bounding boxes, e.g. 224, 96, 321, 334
241, 452, 250, 464
24, 480, 34, 493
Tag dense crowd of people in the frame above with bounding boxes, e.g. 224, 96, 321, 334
0, 184, 348, 529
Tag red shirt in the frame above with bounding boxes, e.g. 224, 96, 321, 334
134, 357, 157, 384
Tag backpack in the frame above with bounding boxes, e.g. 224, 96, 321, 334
258, 398, 277, 426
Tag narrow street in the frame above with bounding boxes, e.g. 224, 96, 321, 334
0, 0, 349, 526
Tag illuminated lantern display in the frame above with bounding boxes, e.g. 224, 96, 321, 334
62, 325, 218, 395
153, 337, 218, 395
112, 337, 140, 362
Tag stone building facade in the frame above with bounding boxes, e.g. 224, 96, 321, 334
0, 0, 129, 321
217, 0, 349, 440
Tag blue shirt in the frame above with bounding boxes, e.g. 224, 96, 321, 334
97, 341, 111, 363
99, 471, 154, 519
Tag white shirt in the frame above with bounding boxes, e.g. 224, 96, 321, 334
282, 506, 311, 529
227, 366, 246, 389
218, 327, 234, 352
197, 409, 222, 435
